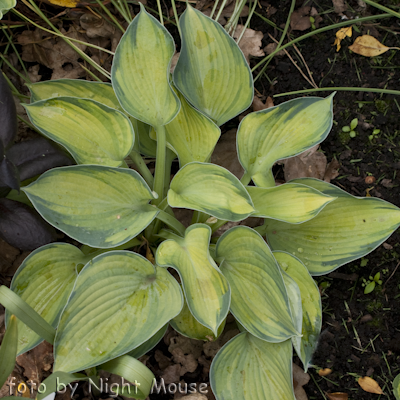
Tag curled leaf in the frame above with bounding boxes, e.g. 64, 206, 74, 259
349, 35, 390, 57
358, 376, 384, 394
333, 27, 352, 51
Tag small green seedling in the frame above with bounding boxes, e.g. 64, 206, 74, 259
342, 118, 358, 138
362, 270, 387, 294
369, 128, 381, 141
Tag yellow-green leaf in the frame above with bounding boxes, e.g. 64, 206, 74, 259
28, 79, 123, 111
247, 183, 335, 223
168, 162, 254, 222
5, 243, 83, 355
170, 292, 225, 341
23, 165, 158, 248
112, 4, 180, 127
216, 226, 299, 342
156, 224, 230, 336
54, 251, 183, 373
24, 97, 134, 167
100, 355, 155, 399
0, 315, 17, 389
393, 373, 400, 400
237, 95, 334, 187
173, 5, 253, 126
210, 332, 295, 400
274, 251, 322, 371
127, 324, 168, 359
266, 178, 400, 275
0, 0, 16, 19
150, 88, 221, 166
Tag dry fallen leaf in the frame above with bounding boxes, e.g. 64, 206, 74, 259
18, 27, 86, 80
349, 35, 395, 57
211, 129, 244, 179
233, 25, 265, 63
16, 341, 54, 397
333, 26, 352, 51
252, 96, 274, 111
358, 376, 384, 394
326, 393, 349, 400
293, 363, 310, 400
290, 7, 321, 31
332, 0, 347, 14
264, 42, 285, 57
318, 368, 333, 376
283, 144, 327, 181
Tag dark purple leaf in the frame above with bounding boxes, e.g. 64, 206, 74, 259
0, 198, 56, 250
0, 72, 17, 149
0, 158, 19, 191
6, 137, 74, 181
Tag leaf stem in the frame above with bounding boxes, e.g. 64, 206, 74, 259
274, 87, 400, 97
152, 125, 166, 206
129, 150, 154, 187
171, 0, 182, 37
156, 209, 186, 236
240, 171, 252, 186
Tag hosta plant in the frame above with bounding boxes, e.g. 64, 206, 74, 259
1, 5, 400, 400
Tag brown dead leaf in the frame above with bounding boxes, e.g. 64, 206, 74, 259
332, 0, 347, 13
326, 393, 349, 400
324, 158, 340, 182
161, 364, 181, 384
211, 129, 243, 179
333, 26, 352, 51
283, 145, 327, 181
180, 395, 208, 400
80, 13, 115, 39
290, 7, 321, 31
16, 341, 53, 392
171, 347, 198, 373
293, 363, 310, 400
18, 27, 86, 80
170, 52, 180, 74
358, 376, 384, 394
233, 25, 265, 64
252, 96, 274, 111
264, 42, 285, 57
349, 35, 391, 57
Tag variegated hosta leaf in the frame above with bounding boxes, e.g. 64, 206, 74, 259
127, 324, 168, 359
247, 183, 335, 223
23, 165, 158, 248
156, 224, 230, 336
0, 0, 16, 19
266, 178, 400, 275
216, 226, 299, 342
150, 89, 221, 166
274, 251, 321, 371
210, 332, 295, 400
112, 4, 180, 127
170, 290, 225, 341
173, 5, 253, 126
24, 98, 134, 167
237, 95, 334, 187
28, 79, 123, 111
53, 251, 183, 373
168, 162, 254, 222
5, 244, 84, 355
